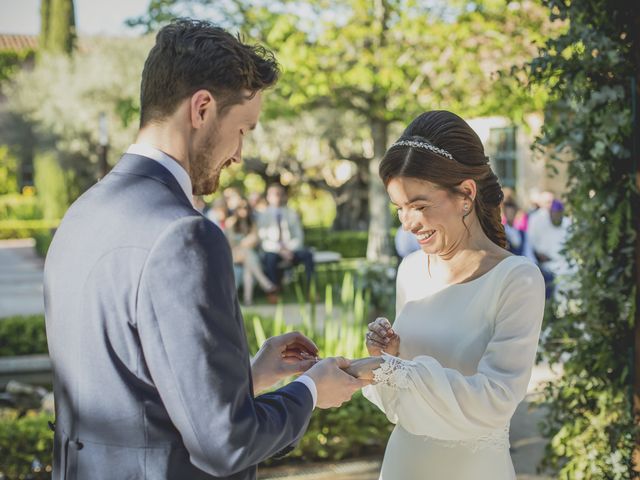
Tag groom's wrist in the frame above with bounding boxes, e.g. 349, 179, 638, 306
294, 375, 317, 409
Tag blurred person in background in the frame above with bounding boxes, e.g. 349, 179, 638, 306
528, 199, 572, 298
501, 198, 535, 262
225, 198, 277, 305
206, 197, 229, 230
257, 183, 315, 289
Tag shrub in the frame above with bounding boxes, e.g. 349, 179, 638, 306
34, 153, 72, 221
0, 194, 42, 221
0, 410, 53, 480
0, 220, 58, 240
33, 229, 54, 258
0, 315, 48, 357
304, 228, 369, 258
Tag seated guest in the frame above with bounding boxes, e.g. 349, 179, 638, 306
502, 199, 535, 262
225, 199, 277, 305
528, 199, 572, 298
206, 197, 229, 230
257, 184, 315, 288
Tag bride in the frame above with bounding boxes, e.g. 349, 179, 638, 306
348, 111, 545, 479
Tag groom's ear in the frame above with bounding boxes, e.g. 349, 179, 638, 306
189, 89, 216, 129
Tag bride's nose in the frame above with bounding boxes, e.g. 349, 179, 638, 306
402, 216, 420, 233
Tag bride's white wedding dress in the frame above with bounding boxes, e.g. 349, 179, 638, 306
363, 253, 545, 479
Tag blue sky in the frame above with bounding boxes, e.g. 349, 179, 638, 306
0, 0, 149, 36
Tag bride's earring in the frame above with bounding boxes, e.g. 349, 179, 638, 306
463, 203, 470, 218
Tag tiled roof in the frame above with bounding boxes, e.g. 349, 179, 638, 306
0, 34, 39, 52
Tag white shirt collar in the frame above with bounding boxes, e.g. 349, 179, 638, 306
126, 143, 193, 206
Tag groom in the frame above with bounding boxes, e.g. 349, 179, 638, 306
44, 19, 365, 480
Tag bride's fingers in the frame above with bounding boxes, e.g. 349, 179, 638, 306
366, 337, 387, 350
367, 331, 389, 344
369, 323, 390, 339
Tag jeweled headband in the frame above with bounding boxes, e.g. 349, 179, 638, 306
390, 139, 454, 161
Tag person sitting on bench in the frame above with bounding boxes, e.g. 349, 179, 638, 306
257, 184, 315, 289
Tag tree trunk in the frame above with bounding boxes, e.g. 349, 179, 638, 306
332, 165, 369, 231
366, 118, 392, 260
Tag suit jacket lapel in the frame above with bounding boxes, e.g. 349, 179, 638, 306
111, 153, 194, 209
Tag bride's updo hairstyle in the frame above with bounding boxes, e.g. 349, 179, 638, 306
380, 110, 506, 248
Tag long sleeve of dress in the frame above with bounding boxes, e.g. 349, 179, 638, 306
363, 260, 545, 440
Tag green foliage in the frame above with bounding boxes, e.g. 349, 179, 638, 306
41, 0, 76, 55
0, 146, 19, 194
0, 315, 48, 357
4, 37, 153, 199
0, 220, 58, 240
271, 391, 392, 463
33, 229, 55, 258
34, 153, 72, 220
0, 194, 41, 221
0, 410, 53, 479
304, 228, 370, 258
528, 0, 638, 476
0, 50, 34, 91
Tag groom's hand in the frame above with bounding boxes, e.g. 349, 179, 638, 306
305, 357, 369, 409
344, 357, 384, 382
251, 332, 319, 394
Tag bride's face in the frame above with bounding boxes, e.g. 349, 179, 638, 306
387, 177, 470, 257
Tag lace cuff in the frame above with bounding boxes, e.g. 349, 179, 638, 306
372, 354, 416, 389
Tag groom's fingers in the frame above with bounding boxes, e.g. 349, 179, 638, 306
278, 332, 319, 355
283, 359, 317, 375
284, 341, 318, 356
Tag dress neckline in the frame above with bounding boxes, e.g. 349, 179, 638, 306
419, 253, 520, 291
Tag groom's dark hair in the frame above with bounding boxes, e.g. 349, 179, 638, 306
139, 19, 279, 128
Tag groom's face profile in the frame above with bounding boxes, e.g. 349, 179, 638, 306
189, 90, 263, 195
137, 20, 279, 196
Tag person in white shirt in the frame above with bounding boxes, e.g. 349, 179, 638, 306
257, 183, 315, 289
528, 199, 572, 296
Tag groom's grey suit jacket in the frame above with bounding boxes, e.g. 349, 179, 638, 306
44, 153, 314, 479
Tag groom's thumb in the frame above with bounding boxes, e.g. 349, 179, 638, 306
334, 356, 351, 369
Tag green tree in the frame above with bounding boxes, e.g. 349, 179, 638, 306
39, 0, 51, 50
0, 146, 19, 194
40, 0, 76, 54
3, 37, 153, 207
527, 0, 638, 477
131, 0, 554, 260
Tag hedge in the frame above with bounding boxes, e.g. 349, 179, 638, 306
0, 315, 49, 357
0, 220, 59, 241
304, 228, 399, 258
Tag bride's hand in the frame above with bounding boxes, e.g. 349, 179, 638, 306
343, 357, 384, 382
366, 317, 400, 356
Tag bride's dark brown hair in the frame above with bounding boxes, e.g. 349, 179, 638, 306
379, 110, 506, 248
